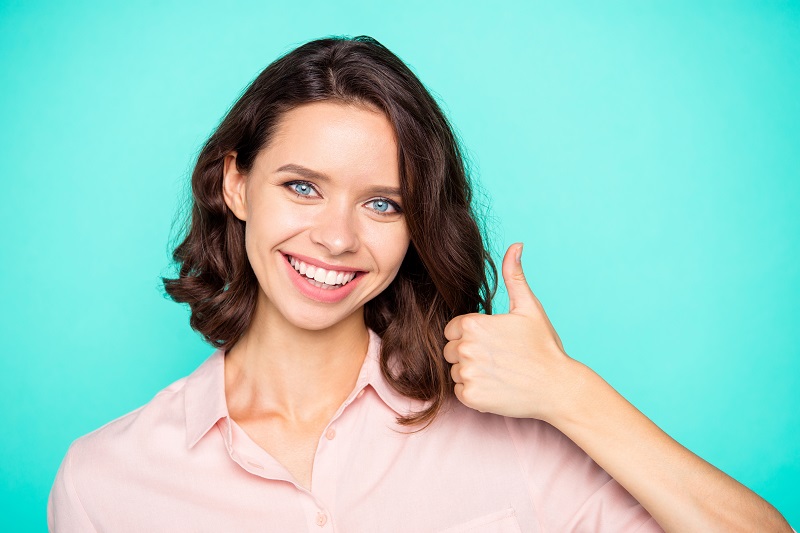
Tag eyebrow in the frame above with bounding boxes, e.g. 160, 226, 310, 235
275, 163, 402, 197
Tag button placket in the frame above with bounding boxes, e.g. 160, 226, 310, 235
309, 385, 365, 527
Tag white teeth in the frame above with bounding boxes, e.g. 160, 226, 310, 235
287, 255, 358, 287
324, 270, 338, 285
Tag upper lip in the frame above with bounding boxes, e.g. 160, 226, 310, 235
283, 252, 364, 273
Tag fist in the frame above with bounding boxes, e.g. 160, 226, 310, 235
443, 243, 574, 421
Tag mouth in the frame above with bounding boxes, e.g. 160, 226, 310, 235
283, 254, 363, 291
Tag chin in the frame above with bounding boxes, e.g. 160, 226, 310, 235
282, 306, 362, 333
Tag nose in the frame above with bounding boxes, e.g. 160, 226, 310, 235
308, 201, 361, 255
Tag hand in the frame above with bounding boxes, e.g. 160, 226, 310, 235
443, 243, 577, 421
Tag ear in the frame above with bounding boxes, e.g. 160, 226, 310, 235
222, 151, 248, 221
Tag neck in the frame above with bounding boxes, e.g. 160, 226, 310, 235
224, 292, 370, 424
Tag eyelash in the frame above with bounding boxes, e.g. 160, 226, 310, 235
284, 180, 403, 216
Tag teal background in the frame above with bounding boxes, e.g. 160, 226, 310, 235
1, 0, 798, 530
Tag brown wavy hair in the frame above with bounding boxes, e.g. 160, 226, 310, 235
162, 35, 498, 427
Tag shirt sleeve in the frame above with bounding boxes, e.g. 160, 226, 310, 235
48, 444, 97, 533
505, 416, 664, 532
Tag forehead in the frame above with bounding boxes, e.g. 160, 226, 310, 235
258, 101, 401, 186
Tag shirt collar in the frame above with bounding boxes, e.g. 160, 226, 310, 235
183, 328, 423, 449
184, 348, 228, 449
356, 328, 424, 417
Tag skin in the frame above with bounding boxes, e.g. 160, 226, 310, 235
222, 100, 792, 529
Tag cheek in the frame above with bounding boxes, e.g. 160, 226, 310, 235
249, 199, 308, 241
365, 224, 411, 275
243, 201, 309, 265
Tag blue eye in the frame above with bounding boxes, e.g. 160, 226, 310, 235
372, 200, 390, 212
292, 183, 314, 196
368, 198, 402, 216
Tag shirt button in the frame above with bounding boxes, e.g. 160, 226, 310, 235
325, 428, 336, 440
356, 389, 365, 399
315, 511, 327, 526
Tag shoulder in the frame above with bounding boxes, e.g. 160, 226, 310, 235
57, 348, 226, 486
49, 373, 197, 530
65, 374, 190, 468
63, 348, 225, 465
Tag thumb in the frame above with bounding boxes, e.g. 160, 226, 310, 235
502, 243, 537, 315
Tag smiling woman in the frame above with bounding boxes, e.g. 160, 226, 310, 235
220, 102, 411, 331
46, 35, 793, 532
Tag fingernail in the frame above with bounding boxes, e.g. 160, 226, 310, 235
515, 243, 523, 264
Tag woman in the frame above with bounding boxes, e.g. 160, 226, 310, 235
48, 35, 792, 532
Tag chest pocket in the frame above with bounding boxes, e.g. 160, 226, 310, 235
435, 508, 522, 533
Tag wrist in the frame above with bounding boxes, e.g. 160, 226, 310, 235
541, 357, 602, 430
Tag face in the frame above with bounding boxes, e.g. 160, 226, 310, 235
222, 101, 410, 333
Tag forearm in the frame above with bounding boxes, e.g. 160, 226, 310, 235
548, 360, 792, 533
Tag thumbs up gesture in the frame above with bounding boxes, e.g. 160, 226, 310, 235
443, 243, 577, 421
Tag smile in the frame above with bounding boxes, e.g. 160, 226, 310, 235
285, 255, 359, 289
281, 253, 366, 304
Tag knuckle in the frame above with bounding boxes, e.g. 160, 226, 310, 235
458, 364, 475, 382
457, 341, 476, 360
458, 342, 483, 360
460, 315, 481, 333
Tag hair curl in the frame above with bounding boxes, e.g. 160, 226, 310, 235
162, 35, 498, 428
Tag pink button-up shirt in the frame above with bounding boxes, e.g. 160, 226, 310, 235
48, 329, 663, 532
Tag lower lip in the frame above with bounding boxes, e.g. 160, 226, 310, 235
282, 254, 364, 304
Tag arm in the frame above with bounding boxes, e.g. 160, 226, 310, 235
443, 243, 792, 532
48, 445, 98, 533
554, 358, 790, 532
